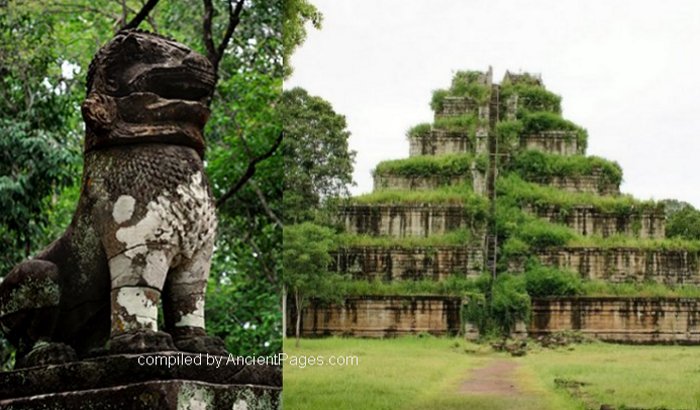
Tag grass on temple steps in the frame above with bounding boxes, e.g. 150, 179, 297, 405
282, 336, 576, 410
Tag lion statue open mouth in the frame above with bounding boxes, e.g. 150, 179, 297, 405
0, 30, 227, 368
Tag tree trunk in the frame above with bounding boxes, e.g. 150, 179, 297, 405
282, 284, 287, 339
295, 291, 302, 348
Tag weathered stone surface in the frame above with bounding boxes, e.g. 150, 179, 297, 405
0, 30, 225, 368
520, 131, 582, 156
530, 297, 700, 344
0, 352, 280, 409
408, 130, 473, 156
340, 204, 485, 237
299, 296, 462, 337
330, 246, 484, 281
434, 97, 490, 121
525, 205, 665, 239
0, 352, 280, 399
536, 247, 700, 285
0, 380, 278, 410
373, 167, 486, 195
373, 173, 469, 191
523, 170, 619, 196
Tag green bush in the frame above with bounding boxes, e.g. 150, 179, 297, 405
351, 187, 489, 215
490, 273, 531, 334
580, 281, 700, 298
524, 263, 582, 297
336, 229, 476, 248
373, 153, 485, 178
496, 174, 661, 216
406, 122, 432, 138
519, 111, 588, 151
334, 275, 484, 297
450, 70, 491, 104
509, 150, 623, 187
495, 120, 524, 154
430, 89, 449, 112
667, 206, 700, 240
433, 114, 479, 134
568, 235, 700, 252
517, 219, 575, 248
500, 83, 561, 114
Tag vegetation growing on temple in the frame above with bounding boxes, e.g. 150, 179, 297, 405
373, 153, 487, 178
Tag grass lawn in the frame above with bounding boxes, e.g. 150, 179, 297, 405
283, 336, 700, 410
522, 343, 700, 409
282, 336, 577, 410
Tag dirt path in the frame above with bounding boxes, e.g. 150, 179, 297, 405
460, 359, 520, 396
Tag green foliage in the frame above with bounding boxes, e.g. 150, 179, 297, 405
500, 83, 561, 114
580, 281, 700, 298
659, 198, 694, 218
430, 71, 491, 112
490, 274, 531, 334
333, 275, 485, 297
497, 174, 661, 216
520, 111, 588, 151
509, 150, 623, 187
282, 0, 322, 77
523, 262, 582, 297
351, 187, 489, 219
666, 205, 700, 240
374, 153, 485, 178
568, 235, 700, 251
205, 216, 281, 356
406, 122, 432, 138
336, 229, 475, 248
449, 70, 491, 104
430, 89, 450, 112
0, 7, 80, 272
516, 219, 575, 249
495, 120, 524, 154
283, 223, 343, 304
433, 114, 479, 134
281, 87, 356, 224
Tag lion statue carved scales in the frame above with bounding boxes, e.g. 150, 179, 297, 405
0, 30, 228, 368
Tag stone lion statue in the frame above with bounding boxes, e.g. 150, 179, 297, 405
0, 30, 227, 368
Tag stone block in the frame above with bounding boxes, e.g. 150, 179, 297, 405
298, 296, 463, 337
0, 352, 281, 409
530, 297, 700, 344
330, 246, 484, 280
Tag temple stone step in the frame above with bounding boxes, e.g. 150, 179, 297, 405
373, 169, 486, 195
520, 130, 583, 156
533, 247, 700, 285
524, 171, 620, 196
340, 204, 486, 237
408, 129, 487, 156
331, 246, 484, 281
525, 204, 665, 239
297, 296, 462, 337
529, 297, 700, 344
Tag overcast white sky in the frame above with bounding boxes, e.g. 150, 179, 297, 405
286, 0, 700, 208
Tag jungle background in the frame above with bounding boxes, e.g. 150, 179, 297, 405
0, 0, 320, 368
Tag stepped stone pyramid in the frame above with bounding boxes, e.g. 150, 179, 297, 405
300, 68, 700, 342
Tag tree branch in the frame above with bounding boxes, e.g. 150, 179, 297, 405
122, 0, 160, 30
216, 130, 283, 207
202, 0, 217, 63
216, 0, 244, 64
202, 0, 244, 70
250, 180, 283, 227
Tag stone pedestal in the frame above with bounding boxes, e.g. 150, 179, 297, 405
0, 352, 281, 409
